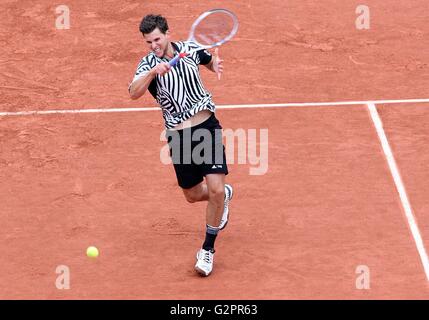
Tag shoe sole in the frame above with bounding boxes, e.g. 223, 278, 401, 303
195, 265, 210, 276
220, 184, 233, 230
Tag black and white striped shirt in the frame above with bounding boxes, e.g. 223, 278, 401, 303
130, 41, 215, 129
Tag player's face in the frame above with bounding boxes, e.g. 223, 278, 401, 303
143, 28, 170, 58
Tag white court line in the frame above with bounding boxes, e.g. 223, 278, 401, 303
0, 98, 429, 117
0, 107, 160, 117
367, 102, 429, 281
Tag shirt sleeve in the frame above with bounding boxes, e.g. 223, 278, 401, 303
132, 58, 152, 82
128, 56, 152, 92
197, 48, 212, 65
187, 41, 212, 65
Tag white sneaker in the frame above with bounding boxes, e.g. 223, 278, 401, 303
219, 184, 233, 230
195, 248, 215, 276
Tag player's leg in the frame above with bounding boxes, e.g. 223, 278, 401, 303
205, 173, 225, 227
182, 181, 208, 203
195, 173, 224, 276
172, 163, 218, 276
193, 113, 233, 276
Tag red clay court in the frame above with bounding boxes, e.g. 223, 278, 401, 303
1, 0, 429, 299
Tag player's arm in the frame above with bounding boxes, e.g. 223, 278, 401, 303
129, 63, 171, 100
129, 69, 156, 100
204, 48, 223, 80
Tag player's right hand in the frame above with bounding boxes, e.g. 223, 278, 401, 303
152, 62, 171, 76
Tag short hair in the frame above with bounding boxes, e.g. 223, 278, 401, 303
139, 14, 169, 34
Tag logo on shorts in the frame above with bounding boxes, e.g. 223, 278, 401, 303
212, 165, 222, 169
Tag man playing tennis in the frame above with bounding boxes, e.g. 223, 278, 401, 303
128, 14, 233, 277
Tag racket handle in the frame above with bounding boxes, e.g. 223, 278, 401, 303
169, 53, 188, 67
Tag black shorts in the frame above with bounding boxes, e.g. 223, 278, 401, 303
166, 113, 229, 189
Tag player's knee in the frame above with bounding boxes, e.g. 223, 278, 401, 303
208, 185, 224, 202
186, 197, 197, 204
184, 192, 198, 203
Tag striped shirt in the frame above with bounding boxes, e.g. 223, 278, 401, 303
130, 41, 215, 129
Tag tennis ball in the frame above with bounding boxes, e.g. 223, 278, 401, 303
86, 246, 99, 259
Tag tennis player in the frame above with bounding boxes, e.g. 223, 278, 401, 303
128, 14, 233, 277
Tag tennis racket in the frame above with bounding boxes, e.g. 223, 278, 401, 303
169, 8, 239, 67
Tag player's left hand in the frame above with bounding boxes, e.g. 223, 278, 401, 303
213, 48, 223, 80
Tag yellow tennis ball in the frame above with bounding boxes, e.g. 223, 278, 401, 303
86, 246, 99, 259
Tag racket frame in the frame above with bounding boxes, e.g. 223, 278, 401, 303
169, 9, 239, 66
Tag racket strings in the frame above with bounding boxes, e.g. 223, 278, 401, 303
193, 13, 236, 46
